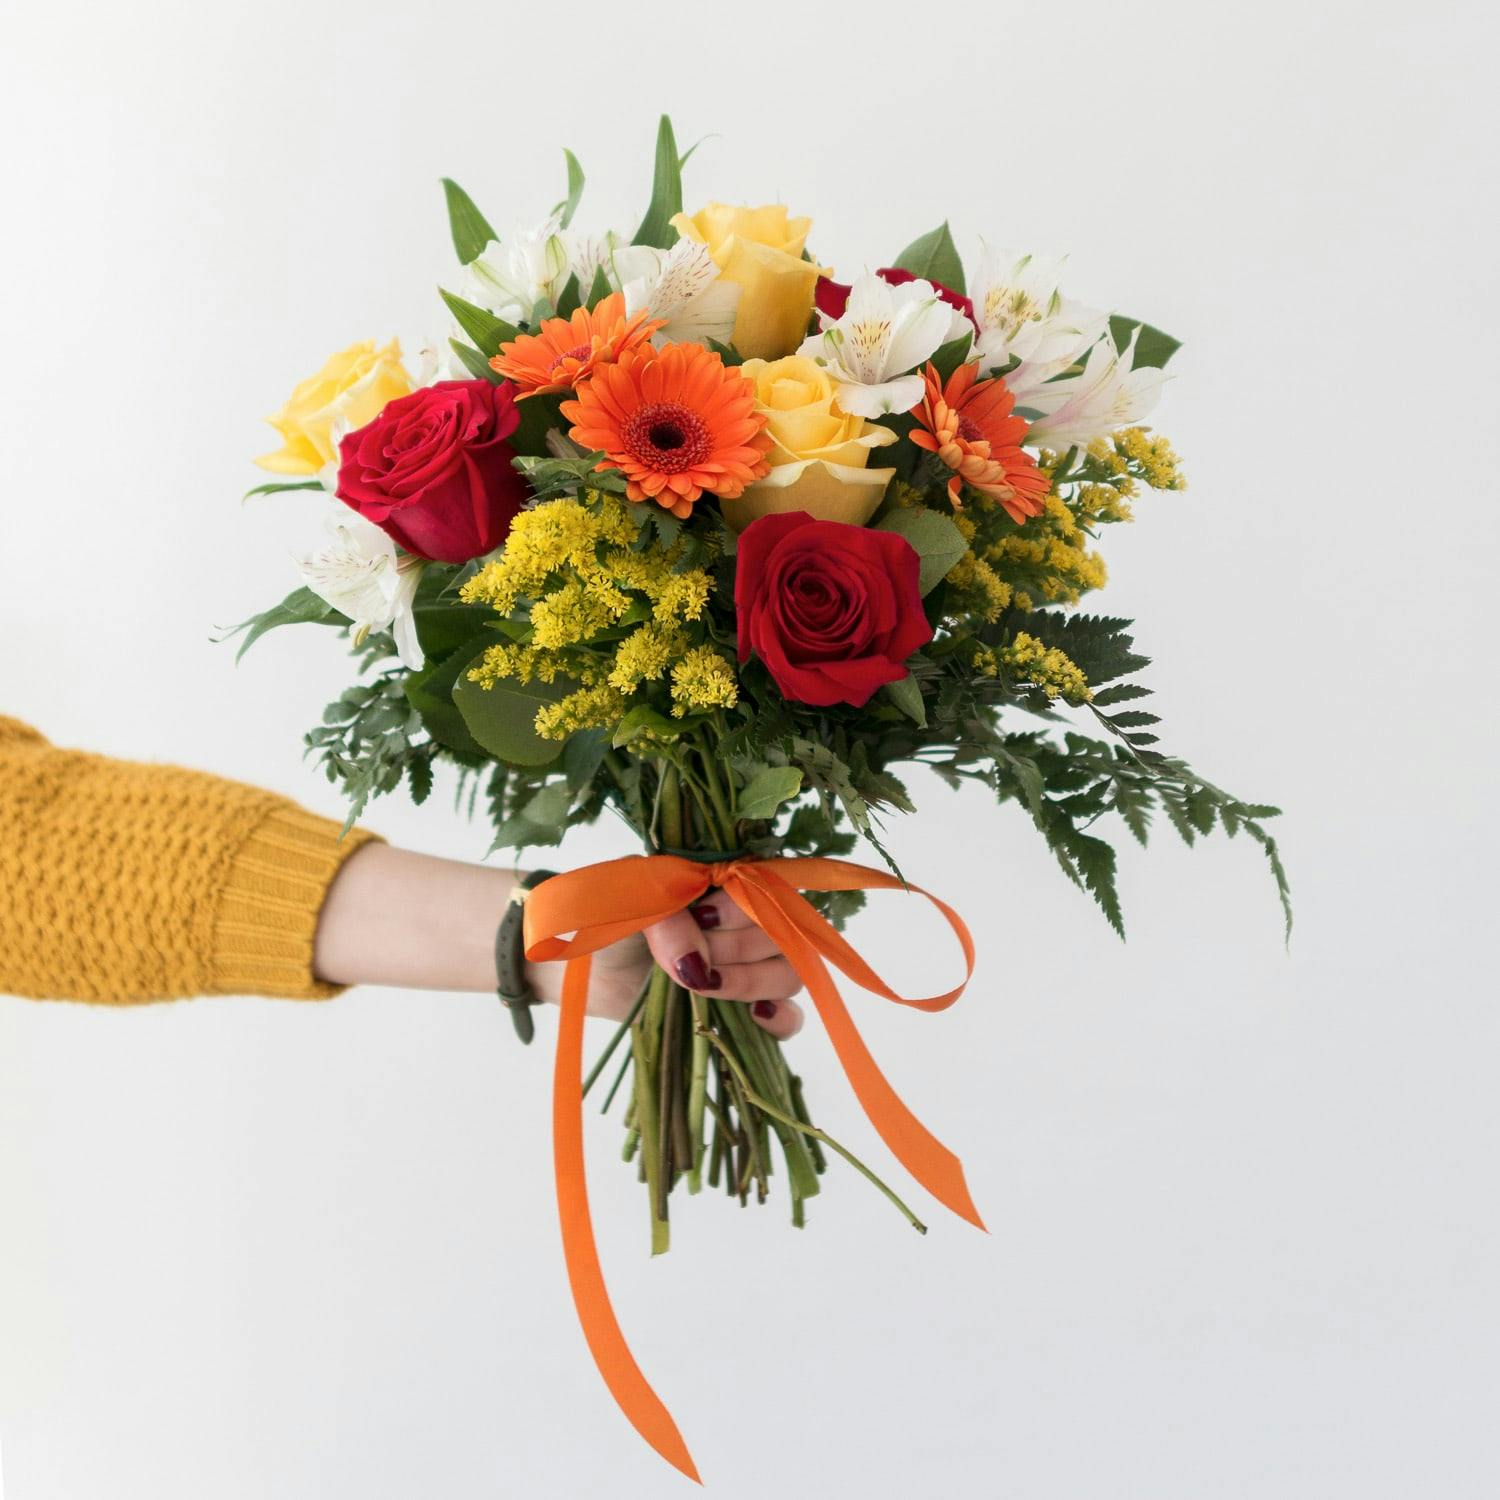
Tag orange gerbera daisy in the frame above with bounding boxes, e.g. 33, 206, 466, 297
489, 292, 664, 398
909, 361, 1049, 523
560, 343, 771, 518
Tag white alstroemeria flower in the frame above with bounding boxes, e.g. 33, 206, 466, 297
411, 340, 467, 388
614, 239, 740, 346
971, 247, 1108, 399
1024, 327, 1169, 450
798, 272, 969, 417
565, 228, 627, 296
463, 215, 571, 322
297, 515, 424, 669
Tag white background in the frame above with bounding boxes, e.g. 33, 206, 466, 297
1, 2, 1496, 1496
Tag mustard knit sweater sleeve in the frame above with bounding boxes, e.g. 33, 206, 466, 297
0, 716, 380, 1003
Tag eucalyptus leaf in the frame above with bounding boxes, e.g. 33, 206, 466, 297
440, 178, 497, 265
874, 507, 967, 594
737, 766, 804, 822
892, 221, 965, 294
612, 703, 680, 749
491, 781, 574, 852
404, 642, 487, 757
453, 672, 571, 766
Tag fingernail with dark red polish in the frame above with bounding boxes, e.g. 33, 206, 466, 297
753, 1000, 777, 1021
689, 903, 720, 930
675, 952, 720, 991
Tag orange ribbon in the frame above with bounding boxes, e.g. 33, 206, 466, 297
524, 854, 984, 1483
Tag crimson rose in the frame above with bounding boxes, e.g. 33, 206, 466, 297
815, 266, 976, 327
735, 511, 933, 708
336, 379, 526, 563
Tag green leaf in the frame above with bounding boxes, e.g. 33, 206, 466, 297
554, 272, 582, 320
1090, 682, 1153, 707
221, 586, 342, 663
555, 148, 585, 229
892, 221, 965, 294
1108, 315, 1181, 370
706, 338, 745, 367
633, 114, 684, 250
585, 265, 612, 309
242, 479, 324, 499
440, 341, 488, 386
439, 289, 519, 358
453, 672, 570, 766
491, 781, 574, 852
875, 506, 967, 593
405, 651, 484, 757
411, 577, 494, 661
930, 331, 972, 383
611, 703, 681, 749
882, 673, 926, 726
563, 728, 608, 792
448, 338, 504, 384
406, 753, 435, 806
737, 766, 805, 822
440, 178, 497, 265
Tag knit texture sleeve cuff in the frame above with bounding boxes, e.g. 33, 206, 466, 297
212, 806, 382, 999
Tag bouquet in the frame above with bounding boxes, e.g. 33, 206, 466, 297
235, 116, 1288, 1478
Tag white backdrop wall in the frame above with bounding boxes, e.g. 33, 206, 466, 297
1, 2, 1495, 1497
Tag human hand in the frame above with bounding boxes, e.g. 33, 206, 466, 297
526, 886, 805, 1040
314, 846, 804, 1039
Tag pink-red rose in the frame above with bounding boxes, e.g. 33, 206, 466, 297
815, 266, 976, 327
336, 379, 526, 563
735, 511, 933, 707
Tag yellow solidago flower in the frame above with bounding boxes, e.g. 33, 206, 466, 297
944, 553, 1013, 622
530, 576, 630, 649
535, 683, 630, 741
1001, 632, 1092, 703
670, 647, 739, 715
608, 622, 688, 693
1113, 427, 1186, 490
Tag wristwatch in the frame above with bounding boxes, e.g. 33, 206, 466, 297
494, 869, 557, 1044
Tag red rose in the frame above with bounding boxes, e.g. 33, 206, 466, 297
735, 512, 933, 708
336, 379, 526, 563
815, 266, 976, 328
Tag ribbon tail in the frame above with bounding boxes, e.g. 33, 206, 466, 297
553, 954, 702, 1483
737, 885, 987, 1233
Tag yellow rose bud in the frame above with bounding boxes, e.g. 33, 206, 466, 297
670, 203, 826, 360
256, 339, 413, 476
719, 355, 897, 531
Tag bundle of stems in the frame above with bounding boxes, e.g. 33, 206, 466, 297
583, 742, 927, 1253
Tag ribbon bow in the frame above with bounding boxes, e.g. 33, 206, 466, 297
524, 854, 984, 1483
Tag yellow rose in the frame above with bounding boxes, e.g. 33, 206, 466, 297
670, 203, 826, 360
719, 355, 896, 531
256, 339, 412, 476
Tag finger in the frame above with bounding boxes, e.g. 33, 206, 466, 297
704, 925, 782, 967
700, 956, 803, 1004
642, 909, 720, 994
684, 888, 758, 933
749, 994, 804, 1039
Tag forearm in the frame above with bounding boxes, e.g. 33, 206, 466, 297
312, 843, 523, 993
